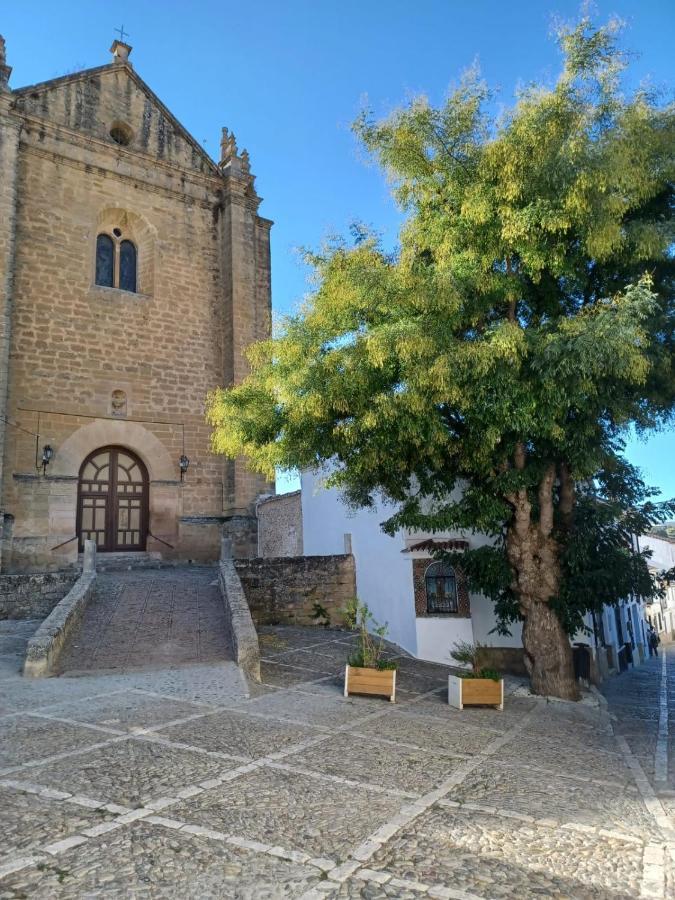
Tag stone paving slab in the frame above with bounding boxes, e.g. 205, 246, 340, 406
244, 685, 388, 728
0, 715, 115, 769
0, 787, 117, 867
448, 756, 660, 839
495, 733, 633, 785
260, 660, 335, 686
170, 766, 403, 861
257, 626, 357, 654
365, 806, 643, 899
264, 648, 348, 675
43, 692, 210, 733
156, 708, 324, 760
285, 730, 467, 794
0, 822, 321, 899
352, 710, 499, 756
0, 615, 673, 898
18, 738, 239, 808
392, 694, 539, 733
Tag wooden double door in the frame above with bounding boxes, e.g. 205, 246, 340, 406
77, 446, 148, 552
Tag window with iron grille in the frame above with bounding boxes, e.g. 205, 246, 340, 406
425, 562, 458, 614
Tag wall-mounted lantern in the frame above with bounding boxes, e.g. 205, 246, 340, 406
41, 444, 54, 475
179, 454, 190, 482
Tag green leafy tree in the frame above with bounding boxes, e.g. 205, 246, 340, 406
208, 18, 675, 699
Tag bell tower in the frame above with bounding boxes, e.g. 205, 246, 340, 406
0, 36, 20, 569
218, 127, 273, 555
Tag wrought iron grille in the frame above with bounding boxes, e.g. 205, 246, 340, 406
425, 562, 459, 614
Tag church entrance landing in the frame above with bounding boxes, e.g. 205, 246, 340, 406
77, 446, 149, 553
56, 568, 231, 674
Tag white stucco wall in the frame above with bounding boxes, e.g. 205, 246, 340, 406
640, 535, 675, 637
300, 470, 526, 664
642, 534, 675, 571
301, 471, 419, 656
470, 593, 523, 648
415, 616, 474, 665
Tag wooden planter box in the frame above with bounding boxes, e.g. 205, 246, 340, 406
448, 674, 503, 710
344, 665, 396, 702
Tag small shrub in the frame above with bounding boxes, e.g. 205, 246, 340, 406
343, 597, 396, 670
458, 667, 501, 682
310, 601, 331, 627
450, 640, 500, 680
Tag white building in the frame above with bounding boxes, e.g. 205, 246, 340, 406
641, 532, 675, 639
290, 470, 656, 680
300, 470, 524, 671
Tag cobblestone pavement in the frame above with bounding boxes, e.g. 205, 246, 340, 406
0, 610, 674, 898
55, 569, 231, 674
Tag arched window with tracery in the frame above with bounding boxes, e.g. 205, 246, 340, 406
425, 562, 459, 614
95, 229, 137, 292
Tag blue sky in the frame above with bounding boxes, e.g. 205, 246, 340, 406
3, 1, 673, 497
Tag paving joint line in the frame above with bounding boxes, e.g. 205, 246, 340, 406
260, 635, 356, 659
0, 688, 131, 722
607, 650, 673, 899
655, 650, 669, 784
434, 797, 647, 844
0, 733, 133, 777
325, 707, 541, 885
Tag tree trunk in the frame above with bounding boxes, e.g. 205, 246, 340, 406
521, 601, 579, 700
505, 468, 579, 701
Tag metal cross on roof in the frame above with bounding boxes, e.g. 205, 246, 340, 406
114, 25, 129, 43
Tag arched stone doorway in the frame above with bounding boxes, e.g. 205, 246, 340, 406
76, 446, 149, 552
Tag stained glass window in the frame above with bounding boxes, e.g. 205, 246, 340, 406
119, 240, 137, 292
95, 234, 114, 287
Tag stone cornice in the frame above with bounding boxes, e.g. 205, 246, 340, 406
19, 142, 219, 209
16, 111, 224, 195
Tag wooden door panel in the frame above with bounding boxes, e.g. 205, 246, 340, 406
77, 446, 148, 552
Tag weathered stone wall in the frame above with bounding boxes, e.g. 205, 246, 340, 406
0, 81, 21, 572
23, 570, 96, 677
476, 645, 527, 678
218, 558, 261, 681
234, 554, 355, 627
0, 47, 272, 572
257, 491, 302, 558
0, 571, 77, 619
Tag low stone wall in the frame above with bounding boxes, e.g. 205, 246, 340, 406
23, 571, 96, 677
256, 491, 303, 557
0, 572, 78, 620
476, 646, 528, 678
218, 558, 261, 682
234, 554, 356, 628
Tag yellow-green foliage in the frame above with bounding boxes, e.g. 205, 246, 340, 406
207, 16, 674, 544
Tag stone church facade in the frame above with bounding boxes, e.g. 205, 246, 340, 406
0, 37, 271, 573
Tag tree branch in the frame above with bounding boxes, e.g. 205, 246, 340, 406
558, 462, 575, 531
538, 464, 557, 538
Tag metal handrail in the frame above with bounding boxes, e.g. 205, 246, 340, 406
50, 535, 78, 551
147, 531, 175, 550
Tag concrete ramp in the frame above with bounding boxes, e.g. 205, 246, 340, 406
56, 567, 232, 675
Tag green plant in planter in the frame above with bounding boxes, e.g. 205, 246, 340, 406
450, 640, 501, 681
343, 597, 397, 670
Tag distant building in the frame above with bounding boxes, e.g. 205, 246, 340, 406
642, 532, 675, 639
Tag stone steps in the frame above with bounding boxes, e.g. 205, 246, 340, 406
77, 551, 213, 573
